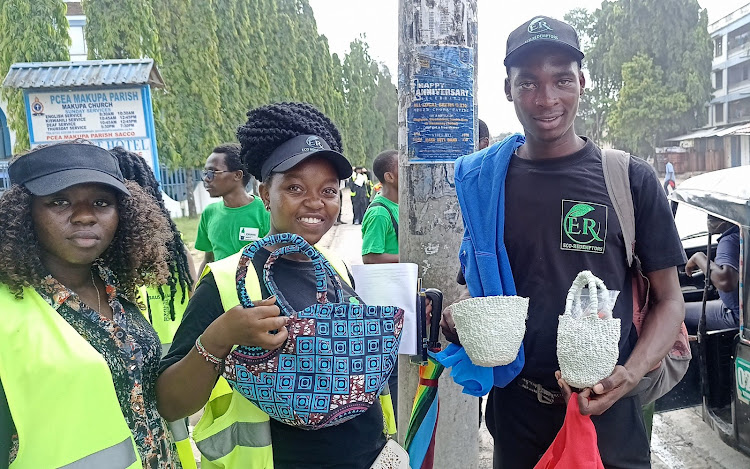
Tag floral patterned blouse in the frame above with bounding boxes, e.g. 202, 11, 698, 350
7, 266, 180, 469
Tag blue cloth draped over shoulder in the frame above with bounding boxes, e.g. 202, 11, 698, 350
432, 133, 526, 396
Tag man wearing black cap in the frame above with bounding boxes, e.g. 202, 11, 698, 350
442, 16, 686, 468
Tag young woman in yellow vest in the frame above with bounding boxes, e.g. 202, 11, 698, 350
0, 142, 180, 469
157, 102, 395, 468
111, 147, 199, 469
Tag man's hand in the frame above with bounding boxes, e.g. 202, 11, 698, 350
202, 296, 288, 356
684, 252, 707, 277
440, 284, 471, 345
556, 365, 639, 415
439, 304, 461, 345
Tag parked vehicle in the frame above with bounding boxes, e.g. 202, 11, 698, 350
658, 165, 750, 456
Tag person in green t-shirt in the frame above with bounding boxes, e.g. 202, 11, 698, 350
362, 150, 399, 264
196, 143, 270, 274
361, 149, 400, 419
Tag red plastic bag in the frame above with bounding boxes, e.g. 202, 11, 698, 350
533, 393, 605, 469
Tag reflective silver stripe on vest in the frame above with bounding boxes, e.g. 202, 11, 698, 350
59, 437, 137, 469
160, 343, 172, 358
168, 419, 190, 441
195, 421, 272, 461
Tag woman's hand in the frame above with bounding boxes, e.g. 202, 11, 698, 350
201, 296, 288, 357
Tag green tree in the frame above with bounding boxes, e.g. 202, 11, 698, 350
309, 34, 339, 117
0, 0, 70, 152
608, 54, 689, 156
81, 0, 159, 60
328, 52, 348, 131
374, 64, 398, 154
242, 0, 272, 110
264, 0, 298, 101
152, 0, 222, 215
564, 7, 608, 143
566, 0, 712, 155
214, 0, 271, 141
286, 0, 316, 105
341, 38, 381, 166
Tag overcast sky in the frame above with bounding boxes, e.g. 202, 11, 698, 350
308, 0, 748, 135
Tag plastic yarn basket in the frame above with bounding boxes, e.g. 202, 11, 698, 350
451, 296, 529, 367
557, 271, 620, 389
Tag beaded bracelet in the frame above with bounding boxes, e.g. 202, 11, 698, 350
195, 335, 224, 373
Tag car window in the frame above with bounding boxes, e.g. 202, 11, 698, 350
674, 203, 709, 250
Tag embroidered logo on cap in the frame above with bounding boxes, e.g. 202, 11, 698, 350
305, 136, 325, 151
528, 17, 553, 34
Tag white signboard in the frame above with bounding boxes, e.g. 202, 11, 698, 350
25, 87, 157, 170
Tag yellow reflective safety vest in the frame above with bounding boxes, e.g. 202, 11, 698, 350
137, 283, 189, 354
0, 285, 142, 469
136, 285, 197, 469
194, 245, 396, 468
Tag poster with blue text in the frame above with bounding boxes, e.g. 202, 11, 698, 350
408, 45, 474, 162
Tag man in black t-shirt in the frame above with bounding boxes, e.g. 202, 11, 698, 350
441, 16, 686, 468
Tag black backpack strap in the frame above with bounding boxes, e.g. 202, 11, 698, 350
368, 201, 399, 241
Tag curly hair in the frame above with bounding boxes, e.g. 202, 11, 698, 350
110, 147, 194, 319
0, 181, 172, 300
237, 102, 343, 181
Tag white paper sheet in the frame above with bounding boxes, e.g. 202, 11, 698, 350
350, 263, 419, 355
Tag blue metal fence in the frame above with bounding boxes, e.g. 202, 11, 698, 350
0, 161, 9, 193
159, 166, 203, 202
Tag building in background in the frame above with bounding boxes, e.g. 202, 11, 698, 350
666, 2, 750, 176
66, 1, 88, 61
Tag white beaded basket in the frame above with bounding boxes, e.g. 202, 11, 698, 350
451, 296, 529, 367
370, 440, 409, 469
557, 271, 621, 389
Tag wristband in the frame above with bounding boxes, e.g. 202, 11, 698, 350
195, 335, 224, 373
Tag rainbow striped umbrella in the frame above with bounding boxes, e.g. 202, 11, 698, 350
404, 289, 444, 469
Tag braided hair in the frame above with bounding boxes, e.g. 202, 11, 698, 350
109, 147, 194, 319
237, 102, 343, 181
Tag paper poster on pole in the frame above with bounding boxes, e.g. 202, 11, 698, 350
350, 263, 419, 355
407, 45, 475, 162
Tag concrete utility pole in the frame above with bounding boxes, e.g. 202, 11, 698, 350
398, 1, 479, 468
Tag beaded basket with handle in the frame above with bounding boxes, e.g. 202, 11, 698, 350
451, 295, 529, 367
221, 233, 404, 430
557, 271, 621, 389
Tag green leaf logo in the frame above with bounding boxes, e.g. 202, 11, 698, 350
565, 203, 595, 219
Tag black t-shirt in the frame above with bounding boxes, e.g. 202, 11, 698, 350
459, 139, 686, 388
160, 247, 386, 469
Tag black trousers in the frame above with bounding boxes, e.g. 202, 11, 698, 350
486, 380, 651, 469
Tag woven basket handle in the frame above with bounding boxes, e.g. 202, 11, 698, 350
564, 271, 609, 318
235, 233, 343, 315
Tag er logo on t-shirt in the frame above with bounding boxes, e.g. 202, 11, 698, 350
239, 227, 260, 242
560, 200, 608, 254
